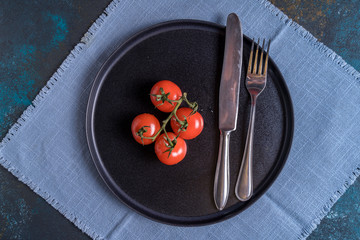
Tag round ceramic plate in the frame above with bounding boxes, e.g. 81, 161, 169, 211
86, 20, 294, 226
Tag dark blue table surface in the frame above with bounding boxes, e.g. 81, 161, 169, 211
0, 0, 359, 239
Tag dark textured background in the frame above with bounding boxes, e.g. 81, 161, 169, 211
0, 0, 359, 239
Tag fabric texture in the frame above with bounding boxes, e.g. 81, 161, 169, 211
1, 0, 360, 239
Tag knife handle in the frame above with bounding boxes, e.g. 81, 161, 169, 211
214, 130, 231, 210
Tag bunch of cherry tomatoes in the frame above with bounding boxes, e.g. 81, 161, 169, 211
131, 80, 204, 165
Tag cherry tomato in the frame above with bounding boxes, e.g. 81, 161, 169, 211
131, 113, 160, 145
170, 107, 204, 140
150, 80, 182, 112
154, 132, 187, 165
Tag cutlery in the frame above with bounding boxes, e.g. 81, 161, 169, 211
214, 13, 243, 210
235, 39, 270, 201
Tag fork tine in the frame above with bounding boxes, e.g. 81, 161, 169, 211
264, 39, 271, 75
247, 39, 254, 73
258, 39, 265, 75
252, 38, 260, 74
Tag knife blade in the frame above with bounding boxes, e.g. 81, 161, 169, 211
214, 13, 243, 211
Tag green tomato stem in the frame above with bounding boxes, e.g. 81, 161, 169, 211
140, 92, 198, 144
140, 96, 183, 142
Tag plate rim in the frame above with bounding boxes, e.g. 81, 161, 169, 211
85, 19, 294, 226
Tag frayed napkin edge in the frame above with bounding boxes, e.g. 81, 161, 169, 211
0, 153, 103, 239
259, 0, 360, 81
258, 0, 360, 238
0, 0, 359, 239
298, 167, 360, 239
0, 1, 125, 239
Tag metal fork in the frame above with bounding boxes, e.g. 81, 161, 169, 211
235, 39, 270, 201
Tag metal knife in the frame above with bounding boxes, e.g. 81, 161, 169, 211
214, 13, 243, 211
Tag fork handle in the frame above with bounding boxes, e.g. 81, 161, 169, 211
235, 97, 256, 201
214, 130, 231, 210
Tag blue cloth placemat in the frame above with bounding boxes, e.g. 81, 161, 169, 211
1, 0, 360, 239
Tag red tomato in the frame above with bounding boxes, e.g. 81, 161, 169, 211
150, 80, 182, 112
170, 107, 204, 140
131, 113, 160, 145
154, 132, 187, 165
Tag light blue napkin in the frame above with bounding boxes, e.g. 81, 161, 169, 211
1, 0, 360, 239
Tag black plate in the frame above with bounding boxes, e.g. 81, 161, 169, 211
86, 20, 294, 226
